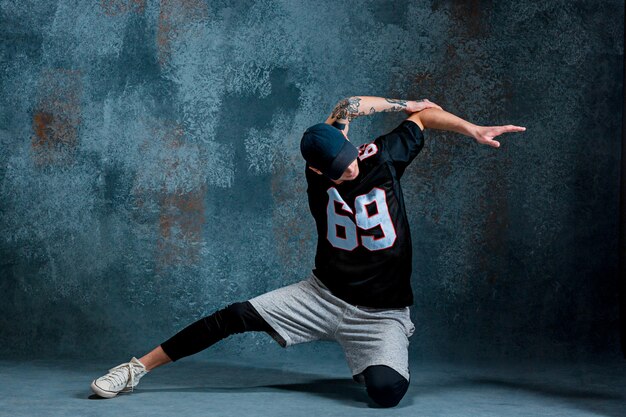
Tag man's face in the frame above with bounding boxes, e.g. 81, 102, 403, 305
306, 131, 360, 183
334, 158, 359, 183
308, 158, 360, 183
333, 130, 359, 182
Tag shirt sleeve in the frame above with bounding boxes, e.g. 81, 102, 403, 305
374, 119, 425, 179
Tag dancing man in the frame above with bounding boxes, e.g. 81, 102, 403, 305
91, 95, 525, 407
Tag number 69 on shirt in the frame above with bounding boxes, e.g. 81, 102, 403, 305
326, 187, 397, 251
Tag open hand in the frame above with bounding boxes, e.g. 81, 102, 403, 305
473, 125, 526, 148
404, 99, 443, 114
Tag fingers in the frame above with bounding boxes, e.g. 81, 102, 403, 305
477, 124, 525, 148
489, 125, 526, 138
419, 98, 443, 111
425, 103, 443, 111
502, 125, 526, 132
479, 137, 501, 148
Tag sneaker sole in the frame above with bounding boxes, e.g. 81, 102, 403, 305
90, 380, 121, 399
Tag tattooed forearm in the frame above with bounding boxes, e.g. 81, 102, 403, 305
331, 97, 362, 121
368, 105, 408, 115
332, 96, 410, 122
384, 98, 408, 107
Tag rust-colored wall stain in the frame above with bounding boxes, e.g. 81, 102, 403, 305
157, 184, 207, 270
99, 0, 145, 16
157, 0, 209, 66
413, 0, 510, 288
270, 158, 312, 271
32, 112, 54, 141
432, 0, 487, 38
412, 71, 435, 86
153, 123, 206, 270
31, 69, 82, 167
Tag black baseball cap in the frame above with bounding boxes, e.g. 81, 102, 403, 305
300, 123, 358, 180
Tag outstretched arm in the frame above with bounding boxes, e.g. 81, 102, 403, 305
406, 108, 526, 148
325, 96, 442, 135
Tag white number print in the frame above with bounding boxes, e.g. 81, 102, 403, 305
355, 188, 397, 250
326, 187, 396, 251
358, 142, 378, 161
326, 188, 358, 251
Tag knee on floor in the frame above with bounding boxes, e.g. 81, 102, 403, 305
362, 365, 410, 408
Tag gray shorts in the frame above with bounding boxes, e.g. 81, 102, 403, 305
247, 272, 416, 382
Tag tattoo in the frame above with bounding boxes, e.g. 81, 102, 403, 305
331, 97, 408, 122
366, 105, 405, 116
331, 97, 362, 122
378, 106, 406, 113
384, 98, 408, 107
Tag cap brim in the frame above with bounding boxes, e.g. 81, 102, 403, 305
327, 140, 359, 180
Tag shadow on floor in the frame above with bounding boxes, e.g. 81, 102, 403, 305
83, 361, 390, 408
134, 378, 376, 407
467, 377, 625, 417
80, 360, 625, 414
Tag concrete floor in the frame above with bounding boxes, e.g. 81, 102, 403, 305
2, 344, 625, 417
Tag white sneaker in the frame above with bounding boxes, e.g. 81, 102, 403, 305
90, 357, 148, 398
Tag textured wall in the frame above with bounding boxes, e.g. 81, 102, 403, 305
0, 0, 623, 362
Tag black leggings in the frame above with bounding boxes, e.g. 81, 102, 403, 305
160, 301, 409, 408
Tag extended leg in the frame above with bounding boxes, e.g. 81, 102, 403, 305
91, 301, 272, 398
137, 345, 171, 371
156, 301, 273, 364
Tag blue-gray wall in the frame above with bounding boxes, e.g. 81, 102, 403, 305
0, 0, 623, 362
